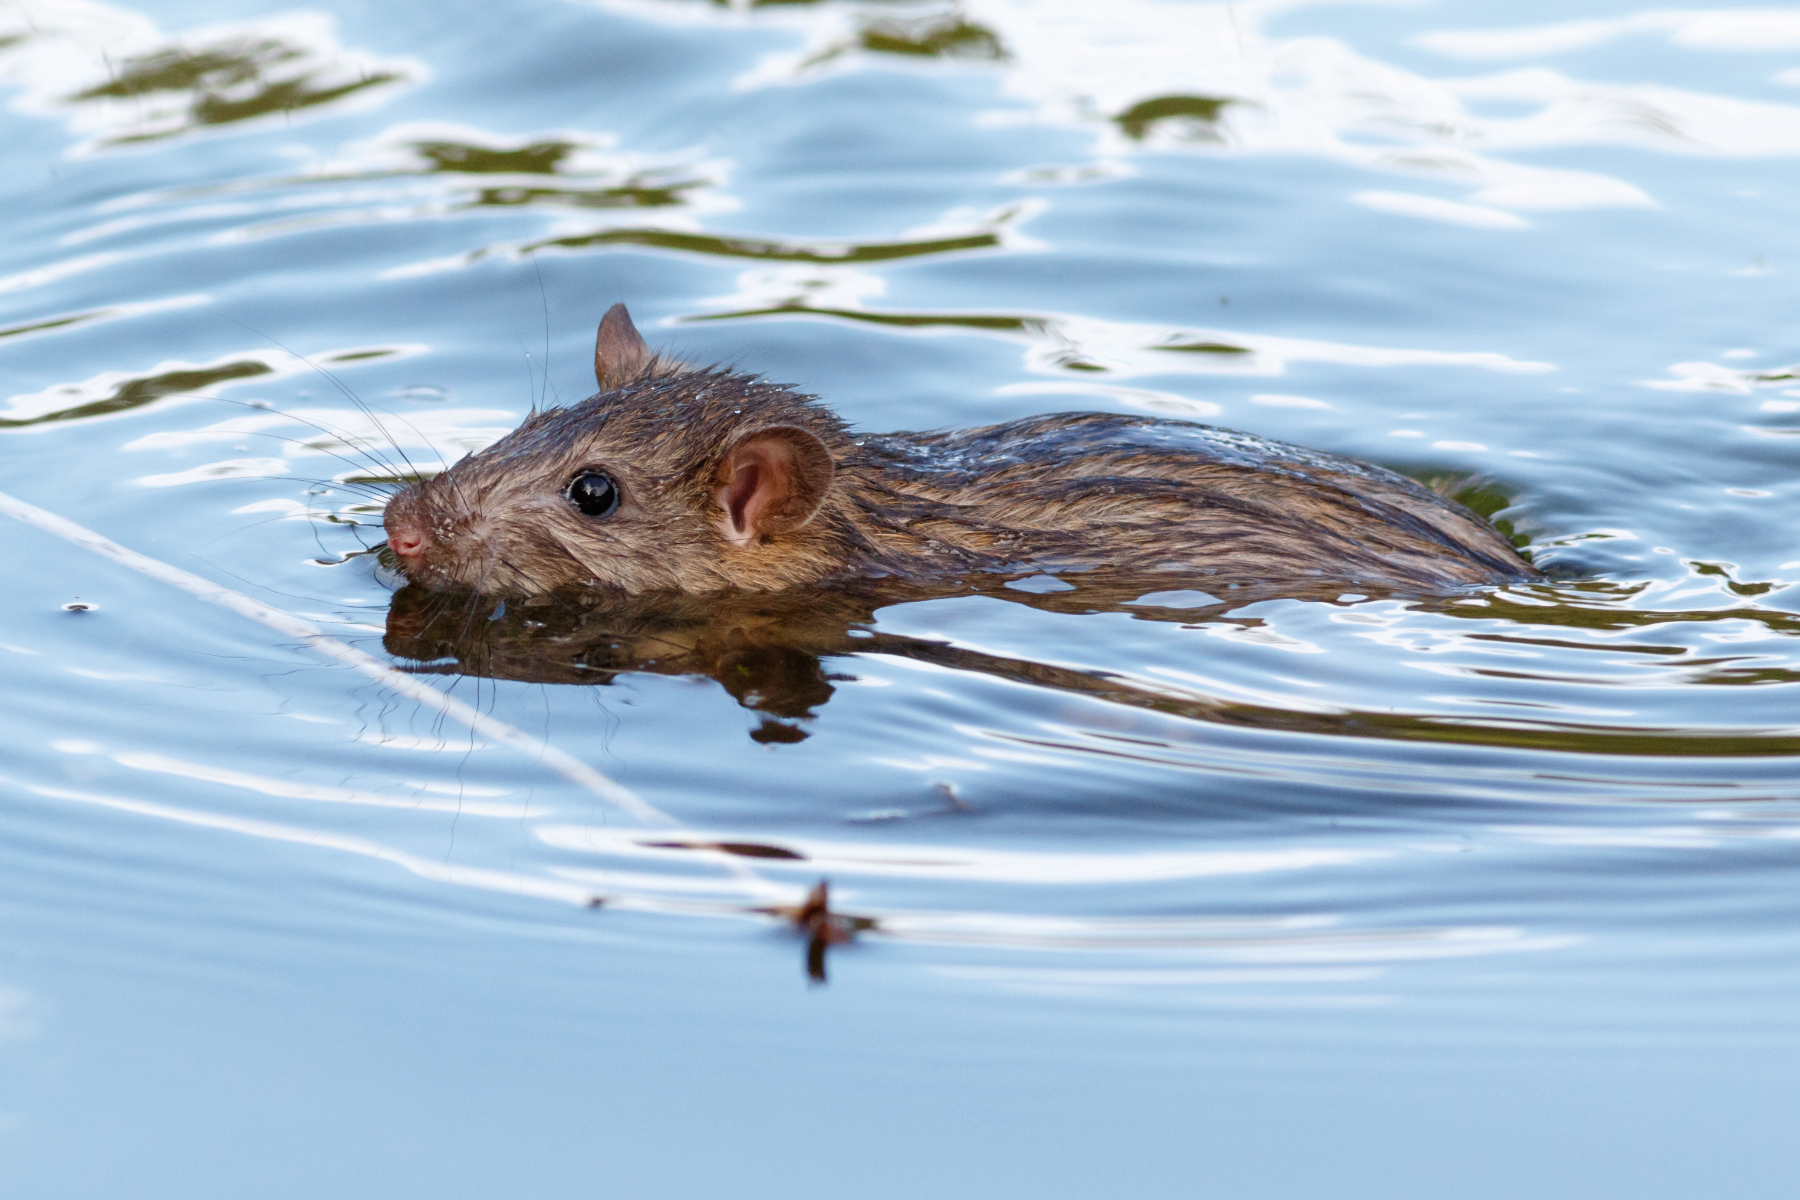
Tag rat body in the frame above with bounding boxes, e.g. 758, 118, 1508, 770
382, 304, 1536, 598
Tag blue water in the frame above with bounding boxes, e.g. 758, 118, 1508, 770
4, 0, 1800, 1194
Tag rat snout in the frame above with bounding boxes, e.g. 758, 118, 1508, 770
385, 513, 433, 561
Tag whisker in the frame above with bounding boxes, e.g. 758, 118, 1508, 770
221, 318, 437, 486
210, 396, 410, 482
185, 550, 355, 608
213, 425, 413, 491
517, 341, 539, 420
531, 250, 556, 415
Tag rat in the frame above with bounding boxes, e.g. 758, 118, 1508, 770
381, 303, 1537, 598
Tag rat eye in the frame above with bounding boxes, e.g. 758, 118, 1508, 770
566, 471, 620, 518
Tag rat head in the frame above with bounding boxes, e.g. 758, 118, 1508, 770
383, 304, 846, 597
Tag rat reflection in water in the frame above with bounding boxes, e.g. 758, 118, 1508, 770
384, 570, 1369, 742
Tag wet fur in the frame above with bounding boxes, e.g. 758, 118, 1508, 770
384, 363, 1535, 598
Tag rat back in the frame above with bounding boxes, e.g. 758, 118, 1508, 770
846, 412, 1532, 589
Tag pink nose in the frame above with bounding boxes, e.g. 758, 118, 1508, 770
387, 519, 431, 560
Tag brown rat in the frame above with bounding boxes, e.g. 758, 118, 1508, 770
381, 303, 1537, 598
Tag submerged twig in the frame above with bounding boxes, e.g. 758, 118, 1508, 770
0, 486, 669, 826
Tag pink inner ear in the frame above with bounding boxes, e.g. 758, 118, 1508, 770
723, 457, 767, 537
716, 441, 790, 545
712, 426, 833, 546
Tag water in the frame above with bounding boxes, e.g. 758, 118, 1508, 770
3, 0, 1799, 1194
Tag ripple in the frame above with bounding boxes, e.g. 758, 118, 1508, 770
686, 292, 1556, 382
0, 3, 420, 152
1, 345, 421, 428
1413, 10, 1800, 61
51, 741, 535, 816
626, 0, 1789, 219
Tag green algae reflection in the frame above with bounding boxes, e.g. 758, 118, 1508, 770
0, 310, 103, 343
66, 35, 409, 147
687, 303, 1042, 333
412, 140, 579, 175
683, 304, 1254, 363
1115, 95, 1233, 141
525, 227, 1001, 263
0, 347, 404, 429
0, 361, 273, 429
408, 140, 707, 211
858, 16, 1006, 59
795, 8, 1007, 71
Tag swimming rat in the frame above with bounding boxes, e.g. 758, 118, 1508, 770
381, 304, 1536, 598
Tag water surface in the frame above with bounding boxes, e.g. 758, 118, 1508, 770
3, 0, 1800, 1195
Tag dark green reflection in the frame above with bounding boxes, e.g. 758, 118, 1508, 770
1439, 582, 1800, 637
384, 574, 1800, 755
688, 305, 1254, 363
1115, 95, 1232, 141
150, 128, 708, 218
1688, 561, 1780, 597
405, 138, 706, 211
1156, 339, 1251, 355
323, 348, 401, 364
692, 1, 1005, 59
73, 42, 297, 99
686, 303, 1041, 333
341, 471, 437, 488
0, 361, 271, 429
68, 38, 404, 145
858, 17, 1006, 59
476, 182, 701, 211
188, 75, 399, 132
525, 227, 1000, 263
1399, 470, 1530, 550
0, 310, 99, 342
413, 140, 577, 174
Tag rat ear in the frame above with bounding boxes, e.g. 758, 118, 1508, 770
712, 426, 835, 546
595, 303, 655, 389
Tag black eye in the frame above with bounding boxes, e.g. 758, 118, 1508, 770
567, 471, 620, 518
